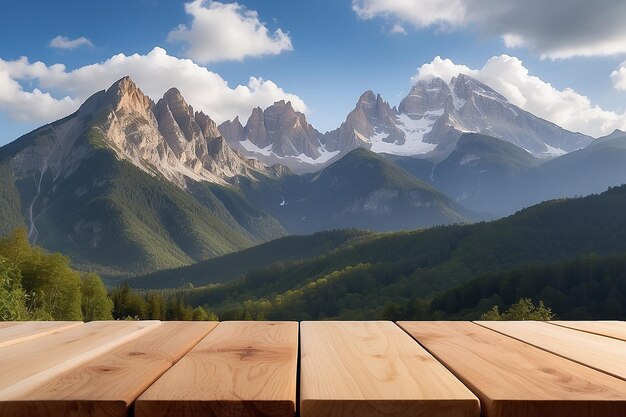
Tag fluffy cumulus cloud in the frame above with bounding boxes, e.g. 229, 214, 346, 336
353, 0, 626, 59
611, 62, 626, 91
49, 35, 94, 50
168, 0, 292, 63
413, 55, 626, 137
0, 47, 306, 125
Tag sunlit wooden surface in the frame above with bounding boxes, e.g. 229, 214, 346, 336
399, 321, 626, 417
300, 321, 479, 417
0, 321, 82, 349
550, 320, 626, 341
135, 321, 299, 417
0, 320, 625, 417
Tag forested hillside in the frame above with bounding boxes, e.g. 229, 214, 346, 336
127, 229, 371, 289
178, 185, 626, 320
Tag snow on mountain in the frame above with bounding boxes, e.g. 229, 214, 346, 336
217, 73, 592, 170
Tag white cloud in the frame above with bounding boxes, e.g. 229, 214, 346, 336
611, 62, 626, 91
389, 24, 407, 35
353, 0, 626, 59
412, 55, 626, 137
168, 0, 292, 63
49, 35, 94, 50
0, 47, 307, 126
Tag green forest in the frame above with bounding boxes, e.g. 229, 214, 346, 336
3, 185, 626, 322
0, 229, 218, 321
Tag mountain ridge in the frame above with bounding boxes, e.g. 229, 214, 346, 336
217, 73, 593, 171
0, 76, 479, 276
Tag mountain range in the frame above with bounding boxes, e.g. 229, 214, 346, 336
0, 75, 625, 277
219, 74, 592, 172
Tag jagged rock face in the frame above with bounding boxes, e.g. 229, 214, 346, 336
261, 101, 323, 157
218, 117, 245, 144
12, 76, 268, 189
331, 74, 592, 161
399, 77, 454, 117
218, 100, 335, 173
325, 91, 406, 153
221, 100, 324, 159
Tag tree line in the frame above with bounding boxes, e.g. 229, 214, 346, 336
0, 229, 218, 321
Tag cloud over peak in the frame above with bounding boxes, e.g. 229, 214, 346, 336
413, 55, 626, 137
0, 47, 306, 126
168, 0, 293, 63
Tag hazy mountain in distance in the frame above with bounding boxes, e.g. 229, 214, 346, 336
241, 148, 477, 233
431, 133, 540, 214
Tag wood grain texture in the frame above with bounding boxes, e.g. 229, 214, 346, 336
0, 320, 160, 400
300, 321, 480, 417
549, 321, 626, 341
135, 321, 299, 417
399, 321, 626, 417
0, 322, 217, 417
477, 320, 626, 381
0, 321, 82, 349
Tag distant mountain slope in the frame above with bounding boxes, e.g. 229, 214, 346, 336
182, 184, 626, 319
530, 133, 626, 203
432, 133, 540, 214
126, 229, 371, 289
240, 148, 476, 234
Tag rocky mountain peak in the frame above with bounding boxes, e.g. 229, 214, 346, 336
357, 90, 377, 105
218, 99, 327, 169
195, 111, 221, 139
399, 77, 452, 118
162, 88, 189, 111
450, 73, 507, 103
104, 76, 153, 118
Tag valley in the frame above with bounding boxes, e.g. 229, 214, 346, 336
0, 75, 625, 321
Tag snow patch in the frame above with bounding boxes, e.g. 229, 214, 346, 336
540, 143, 568, 158
240, 139, 273, 156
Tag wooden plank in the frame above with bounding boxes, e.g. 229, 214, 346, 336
300, 321, 480, 417
549, 321, 626, 341
399, 321, 626, 417
0, 320, 160, 400
0, 321, 82, 348
477, 320, 626, 381
0, 322, 21, 329
135, 321, 299, 417
0, 322, 218, 417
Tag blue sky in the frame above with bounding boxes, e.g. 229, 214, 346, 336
1, 0, 625, 145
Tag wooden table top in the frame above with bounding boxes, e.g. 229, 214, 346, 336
0, 320, 625, 417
